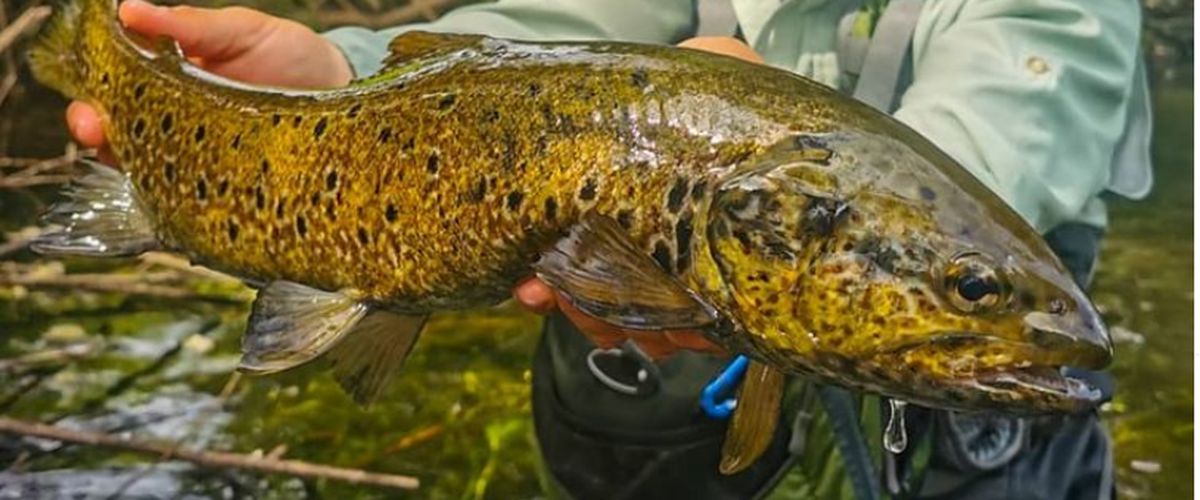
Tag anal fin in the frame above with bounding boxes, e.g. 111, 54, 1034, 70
326, 311, 427, 406
720, 361, 785, 475
32, 159, 159, 257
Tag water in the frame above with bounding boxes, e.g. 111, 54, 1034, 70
0, 38, 1192, 500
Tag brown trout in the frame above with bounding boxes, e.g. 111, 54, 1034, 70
30, 0, 1111, 463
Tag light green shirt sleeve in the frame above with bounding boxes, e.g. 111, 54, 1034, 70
895, 0, 1142, 232
323, 0, 697, 77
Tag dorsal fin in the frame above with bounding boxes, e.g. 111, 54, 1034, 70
382, 30, 484, 68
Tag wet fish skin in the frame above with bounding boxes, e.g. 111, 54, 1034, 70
28, 0, 1111, 416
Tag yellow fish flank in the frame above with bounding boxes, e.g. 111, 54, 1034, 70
29, 0, 1112, 457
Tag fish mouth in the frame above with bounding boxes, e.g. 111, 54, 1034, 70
885, 332, 1107, 414
971, 366, 1102, 412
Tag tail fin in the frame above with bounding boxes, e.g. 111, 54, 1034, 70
27, 1, 86, 99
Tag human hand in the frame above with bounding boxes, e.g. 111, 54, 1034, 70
66, 0, 353, 153
512, 37, 766, 360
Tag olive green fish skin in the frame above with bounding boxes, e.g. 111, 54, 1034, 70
35, 0, 1112, 414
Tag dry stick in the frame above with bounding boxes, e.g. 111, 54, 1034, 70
0, 6, 50, 53
0, 417, 421, 490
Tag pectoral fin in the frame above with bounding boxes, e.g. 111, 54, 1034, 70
31, 159, 159, 257
326, 311, 427, 406
239, 281, 370, 374
720, 361, 785, 475
533, 213, 718, 331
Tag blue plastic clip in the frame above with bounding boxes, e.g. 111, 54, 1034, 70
700, 355, 750, 420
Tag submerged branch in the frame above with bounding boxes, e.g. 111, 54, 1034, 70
0, 417, 421, 490
0, 145, 83, 189
0, 270, 243, 303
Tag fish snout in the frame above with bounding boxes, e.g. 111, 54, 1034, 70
1023, 300, 1112, 370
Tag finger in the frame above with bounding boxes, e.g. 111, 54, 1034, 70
556, 299, 627, 350
677, 37, 765, 64
66, 101, 105, 148
513, 277, 558, 315
119, 0, 276, 62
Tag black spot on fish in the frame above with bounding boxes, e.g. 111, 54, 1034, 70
732, 229, 752, 249
275, 199, 284, 218
616, 209, 634, 229
160, 114, 173, 134
357, 227, 370, 245
402, 137, 415, 152
164, 162, 176, 182
138, 174, 150, 192
801, 197, 849, 237
228, 221, 239, 242
484, 109, 501, 122
667, 178, 689, 213
579, 178, 597, 201
438, 94, 456, 110
377, 127, 392, 143
631, 68, 650, 89
544, 197, 558, 221
469, 177, 488, 203
271, 114, 281, 126
194, 125, 206, 143
132, 118, 146, 138
711, 217, 730, 239
313, 117, 328, 139
426, 152, 439, 174
196, 179, 208, 200
309, 192, 321, 207
792, 134, 827, 151
675, 215, 694, 273
325, 171, 338, 191
325, 200, 337, 220
255, 187, 265, 210
385, 204, 398, 223
101, 73, 110, 85
690, 179, 708, 201
651, 241, 672, 273
919, 186, 937, 201
1018, 290, 1037, 309
347, 104, 362, 118
133, 83, 146, 99
855, 237, 901, 274
506, 191, 524, 211
260, 159, 270, 175
292, 115, 302, 127
296, 215, 307, 237
231, 134, 242, 150
528, 82, 542, 97
217, 179, 229, 197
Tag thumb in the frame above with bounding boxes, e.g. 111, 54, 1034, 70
118, 0, 277, 62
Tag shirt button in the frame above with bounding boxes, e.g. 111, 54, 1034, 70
1026, 56, 1050, 75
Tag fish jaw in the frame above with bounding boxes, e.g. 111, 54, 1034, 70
877, 331, 1108, 414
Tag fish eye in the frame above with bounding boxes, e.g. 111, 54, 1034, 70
943, 253, 1006, 313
